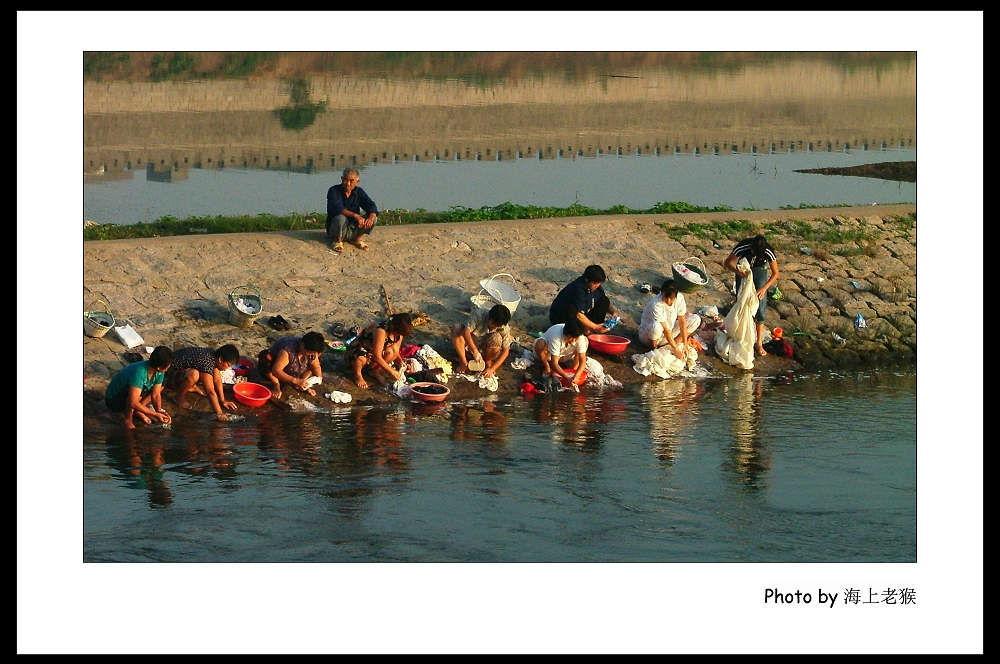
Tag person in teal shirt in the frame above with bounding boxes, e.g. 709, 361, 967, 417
104, 346, 174, 430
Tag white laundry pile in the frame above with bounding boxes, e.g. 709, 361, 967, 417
220, 368, 237, 384
302, 376, 323, 390
583, 357, 623, 389
673, 262, 707, 285
415, 345, 453, 383
510, 349, 534, 370
453, 372, 499, 392
631, 345, 699, 379
714, 257, 759, 370
325, 391, 353, 404
478, 375, 499, 392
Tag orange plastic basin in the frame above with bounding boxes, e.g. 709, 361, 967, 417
233, 382, 272, 407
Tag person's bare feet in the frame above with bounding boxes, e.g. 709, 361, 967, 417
756, 345, 768, 357
355, 375, 369, 390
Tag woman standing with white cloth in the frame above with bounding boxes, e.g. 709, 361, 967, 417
637, 279, 701, 359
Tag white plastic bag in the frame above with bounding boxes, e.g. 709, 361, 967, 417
714, 257, 759, 370
112, 322, 144, 349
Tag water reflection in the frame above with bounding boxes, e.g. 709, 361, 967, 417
638, 378, 706, 467
449, 400, 508, 448
350, 407, 408, 471
104, 429, 173, 507
84, 53, 915, 181
532, 392, 627, 451
722, 374, 771, 490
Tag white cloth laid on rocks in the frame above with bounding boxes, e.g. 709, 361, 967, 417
583, 357, 623, 389
714, 257, 759, 370
325, 391, 353, 403
631, 345, 699, 379
453, 372, 500, 392
302, 376, 323, 389
638, 293, 701, 348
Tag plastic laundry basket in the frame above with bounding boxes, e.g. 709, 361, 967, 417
473, 273, 521, 317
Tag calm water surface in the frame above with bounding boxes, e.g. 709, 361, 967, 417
83, 149, 916, 226
83, 371, 915, 562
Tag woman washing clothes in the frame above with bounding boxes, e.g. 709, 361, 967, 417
637, 278, 701, 358
258, 331, 326, 399
346, 312, 413, 389
725, 234, 780, 356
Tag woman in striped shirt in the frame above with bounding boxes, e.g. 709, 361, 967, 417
725, 235, 780, 356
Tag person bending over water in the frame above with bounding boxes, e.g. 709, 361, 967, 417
637, 278, 701, 359
165, 344, 240, 421
450, 303, 513, 378
533, 319, 589, 391
105, 345, 174, 430
258, 332, 325, 399
346, 312, 413, 389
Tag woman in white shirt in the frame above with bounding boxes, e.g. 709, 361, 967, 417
533, 319, 589, 390
638, 279, 701, 359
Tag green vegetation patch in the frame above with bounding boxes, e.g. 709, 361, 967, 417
83, 52, 130, 78
149, 52, 197, 82
85, 200, 730, 241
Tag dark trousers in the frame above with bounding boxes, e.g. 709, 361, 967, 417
549, 293, 610, 326
326, 214, 372, 241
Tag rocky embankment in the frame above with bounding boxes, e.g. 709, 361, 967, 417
83, 204, 916, 419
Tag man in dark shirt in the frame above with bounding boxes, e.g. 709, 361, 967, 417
326, 167, 379, 252
549, 264, 618, 335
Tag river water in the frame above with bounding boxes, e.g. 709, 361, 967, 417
83, 370, 915, 562
84, 148, 916, 226
83, 52, 916, 224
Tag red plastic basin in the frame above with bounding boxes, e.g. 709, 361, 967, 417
588, 334, 631, 355
233, 357, 255, 376
233, 382, 272, 407
409, 382, 450, 403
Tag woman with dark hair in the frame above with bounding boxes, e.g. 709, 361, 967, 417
104, 345, 174, 430
637, 278, 701, 357
165, 344, 240, 421
346, 312, 413, 389
258, 332, 326, 398
725, 234, 780, 356
533, 318, 589, 391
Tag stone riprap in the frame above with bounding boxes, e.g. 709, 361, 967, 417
83, 204, 916, 415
